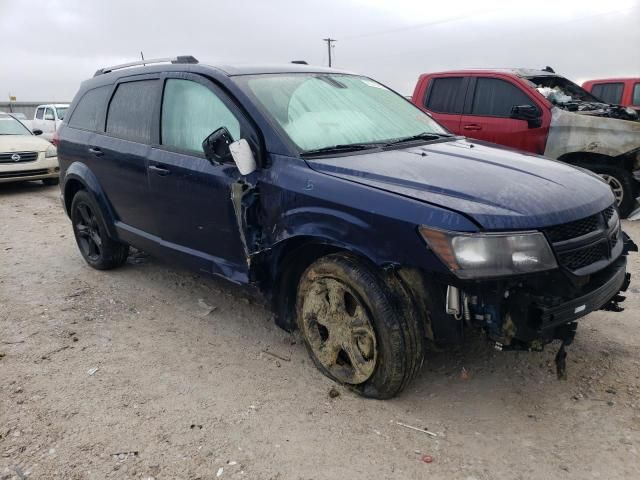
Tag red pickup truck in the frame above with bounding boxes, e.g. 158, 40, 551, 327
582, 78, 640, 111
412, 69, 640, 216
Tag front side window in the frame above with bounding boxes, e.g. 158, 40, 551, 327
632, 83, 640, 106
471, 78, 534, 117
106, 80, 158, 143
35, 107, 44, 120
591, 83, 624, 104
161, 79, 240, 153
44, 108, 55, 121
0, 115, 32, 135
426, 77, 465, 114
68, 86, 111, 131
239, 73, 446, 152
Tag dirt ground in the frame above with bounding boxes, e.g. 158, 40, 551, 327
1, 182, 640, 480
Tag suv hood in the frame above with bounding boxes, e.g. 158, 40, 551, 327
306, 138, 614, 230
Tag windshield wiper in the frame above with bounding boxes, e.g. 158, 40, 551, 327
301, 143, 384, 157
384, 132, 452, 146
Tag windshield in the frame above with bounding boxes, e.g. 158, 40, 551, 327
0, 115, 32, 135
527, 75, 601, 105
56, 107, 68, 120
238, 73, 447, 152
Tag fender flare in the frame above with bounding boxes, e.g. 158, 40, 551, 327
62, 162, 119, 239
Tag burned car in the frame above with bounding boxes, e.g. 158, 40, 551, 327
58, 57, 636, 398
412, 68, 640, 217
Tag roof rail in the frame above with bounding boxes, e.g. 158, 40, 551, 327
94, 55, 199, 77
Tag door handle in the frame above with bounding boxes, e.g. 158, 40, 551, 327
148, 165, 170, 176
88, 147, 104, 157
463, 124, 482, 131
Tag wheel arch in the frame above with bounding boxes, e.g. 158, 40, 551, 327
63, 162, 118, 238
558, 151, 635, 172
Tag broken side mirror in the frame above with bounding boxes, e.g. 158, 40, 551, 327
229, 139, 257, 175
510, 105, 542, 128
202, 127, 234, 164
202, 127, 257, 175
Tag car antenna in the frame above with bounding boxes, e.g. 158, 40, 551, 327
542, 66, 555, 73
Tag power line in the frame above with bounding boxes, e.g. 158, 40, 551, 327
323, 38, 337, 67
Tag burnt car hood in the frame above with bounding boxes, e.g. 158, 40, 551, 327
305, 138, 614, 230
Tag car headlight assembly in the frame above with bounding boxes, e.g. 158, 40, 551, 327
45, 145, 57, 158
419, 227, 558, 279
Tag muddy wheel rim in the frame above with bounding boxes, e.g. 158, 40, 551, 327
74, 202, 102, 262
600, 174, 624, 206
300, 277, 377, 384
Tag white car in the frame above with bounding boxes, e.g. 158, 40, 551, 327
32, 103, 69, 141
0, 112, 59, 185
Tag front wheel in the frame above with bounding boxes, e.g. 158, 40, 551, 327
70, 190, 129, 270
296, 252, 425, 399
590, 166, 636, 218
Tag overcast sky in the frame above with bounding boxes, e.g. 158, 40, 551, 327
1, 0, 639, 101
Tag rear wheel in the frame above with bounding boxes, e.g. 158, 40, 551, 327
70, 190, 128, 270
296, 252, 425, 399
590, 165, 636, 218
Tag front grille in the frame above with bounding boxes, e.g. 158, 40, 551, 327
0, 151, 39, 163
0, 168, 49, 179
558, 242, 609, 270
545, 215, 600, 242
544, 205, 620, 274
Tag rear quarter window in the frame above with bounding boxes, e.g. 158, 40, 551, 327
68, 86, 111, 131
632, 83, 640, 106
106, 80, 158, 143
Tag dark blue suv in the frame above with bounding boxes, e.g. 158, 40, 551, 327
58, 56, 636, 398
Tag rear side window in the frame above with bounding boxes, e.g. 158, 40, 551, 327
35, 107, 44, 120
425, 77, 464, 114
591, 83, 624, 104
106, 80, 158, 143
632, 83, 640, 105
44, 108, 55, 121
68, 86, 110, 131
471, 78, 534, 117
161, 79, 240, 153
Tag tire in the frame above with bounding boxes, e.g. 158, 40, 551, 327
296, 252, 425, 399
70, 190, 129, 270
42, 177, 59, 186
589, 165, 636, 218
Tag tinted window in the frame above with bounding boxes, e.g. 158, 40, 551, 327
35, 107, 44, 120
425, 77, 464, 114
591, 83, 624, 104
68, 86, 110, 131
161, 79, 240, 153
632, 83, 640, 105
106, 80, 158, 143
471, 78, 534, 117
56, 107, 68, 120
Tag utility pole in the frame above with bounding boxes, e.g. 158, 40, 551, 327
322, 38, 336, 67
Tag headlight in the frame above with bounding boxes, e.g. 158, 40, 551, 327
45, 145, 57, 157
419, 227, 558, 279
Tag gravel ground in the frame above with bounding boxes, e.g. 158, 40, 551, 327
1, 182, 640, 480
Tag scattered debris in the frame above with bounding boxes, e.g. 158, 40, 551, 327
227, 461, 237, 466
197, 298, 217, 316
190, 424, 203, 430
262, 349, 291, 362
41, 345, 70, 360
420, 454, 433, 463
2, 340, 25, 345
395, 421, 437, 437
87, 367, 99, 376
328, 387, 340, 398
216, 467, 224, 477
111, 451, 138, 460
65, 288, 90, 299
459, 367, 470, 380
